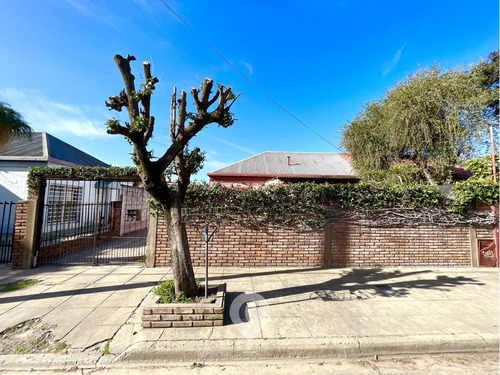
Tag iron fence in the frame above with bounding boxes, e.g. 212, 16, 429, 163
0, 201, 16, 264
36, 179, 148, 265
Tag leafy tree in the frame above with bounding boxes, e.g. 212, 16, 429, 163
0, 102, 32, 146
106, 55, 238, 297
474, 50, 499, 117
342, 64, 495, 185
464, 155, 499, 180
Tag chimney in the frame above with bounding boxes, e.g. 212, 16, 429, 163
287, 156, 291, 166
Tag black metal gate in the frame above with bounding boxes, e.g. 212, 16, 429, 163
0, 201, 16, 264
35, 179, 149, 265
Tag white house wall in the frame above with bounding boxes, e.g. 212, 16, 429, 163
0, 168, 29, 201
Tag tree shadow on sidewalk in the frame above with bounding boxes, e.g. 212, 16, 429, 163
223, 267, 485, 325
259, 268, 484, 302
0, 282, 157, 304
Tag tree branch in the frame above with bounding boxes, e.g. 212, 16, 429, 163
144, 116, 155, 143
176, 90, 187, 136
141, 61, 153, 119
170, 87, 177, 140
113, 54, 140, 122
106, 121, 132, 138
105, 89, 128, 112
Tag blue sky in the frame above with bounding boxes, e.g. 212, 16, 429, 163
0, 1, 498, 180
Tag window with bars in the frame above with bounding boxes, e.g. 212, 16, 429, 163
46, 184, 83, 224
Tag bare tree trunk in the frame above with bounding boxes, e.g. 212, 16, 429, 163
165, 198, 197, 297
421, 166, 437, 186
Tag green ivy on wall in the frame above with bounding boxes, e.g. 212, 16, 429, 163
27, 166, 139, 193
28, 167, 498, 229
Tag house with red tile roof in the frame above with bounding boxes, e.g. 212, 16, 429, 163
208, 152, 360, 188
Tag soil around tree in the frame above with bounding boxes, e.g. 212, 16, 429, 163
191, 285, 218, 303
0, 318, 67, 355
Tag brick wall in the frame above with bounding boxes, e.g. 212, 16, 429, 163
330, 223, 492, 267
38, 232, 115, 264
155, 216, 324, 267
155, 217, 495, 268
11, 201, 28, 269
476, 226, 494, 239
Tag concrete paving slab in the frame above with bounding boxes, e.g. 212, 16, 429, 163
64, 324, 120, 349
127, 274, 165, 283
58, 292, 113, 308
79, 266, 119, 274
0, 307, 53, 333
109, 266, 145, 274
80, 307, 135, 326
343, 315, 408, 336
18, 294, 72, 309
99, 291, 148, 308
210, 321, 261, 339
0, 264, 498, 364
302, 314, 359, 337
261, 317, 312, 339
62, 274, 109, 285
109, 323, 163, 355
42, 307, 95, 329
454, 313, 499, 333
0, 300, 25, 314
91, 274, 137, 285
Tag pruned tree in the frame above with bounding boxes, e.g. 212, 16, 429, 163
105, 54, 239, 297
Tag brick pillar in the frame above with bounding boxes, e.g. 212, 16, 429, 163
11, 199, 41, 269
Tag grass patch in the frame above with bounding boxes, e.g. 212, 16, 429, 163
34, 339, 48, 348
0, 280, 39, 293
13, 346, 28, 354
103, 340, 112, 355
56, 341, 67, 353
153, 279, 200, 303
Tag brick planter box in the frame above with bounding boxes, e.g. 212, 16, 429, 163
142, 283, 226, 328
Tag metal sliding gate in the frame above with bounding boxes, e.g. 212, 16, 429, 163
36, 179, 149, 265
0, 202, 16, 264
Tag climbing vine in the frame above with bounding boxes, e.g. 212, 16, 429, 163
27, 167, 497, 229
27, 166, 139, 193
181, 181, 498, 229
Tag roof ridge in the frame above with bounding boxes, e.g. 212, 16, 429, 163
208, 151, 265, 174
261, 151, 346, 154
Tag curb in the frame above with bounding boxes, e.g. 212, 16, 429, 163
0, 352, 102, 368
111, 333, 499, 363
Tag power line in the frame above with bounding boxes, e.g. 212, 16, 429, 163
157, 0, 343, 152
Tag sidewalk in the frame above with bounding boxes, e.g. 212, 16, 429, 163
0, 264, 498, 365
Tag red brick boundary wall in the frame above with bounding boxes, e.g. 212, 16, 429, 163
11, 201, 28, 269
154, 216, 494, 267
154, 216, 324, 267
330, 223, 474, 267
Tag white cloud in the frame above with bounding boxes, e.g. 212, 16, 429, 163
65, 0, 93, 17
204, 134, 256, 155
383, 43, 407, 77
204, 158, 227, 171
240, 61, 254, 76
0, 88, 108, 139
132, 0, 153, 14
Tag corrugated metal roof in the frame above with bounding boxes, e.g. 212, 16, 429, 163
0, 132, 109, 167
0, 132, 44, 157
45, 133, 108, 167
208, 152, 357, 178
